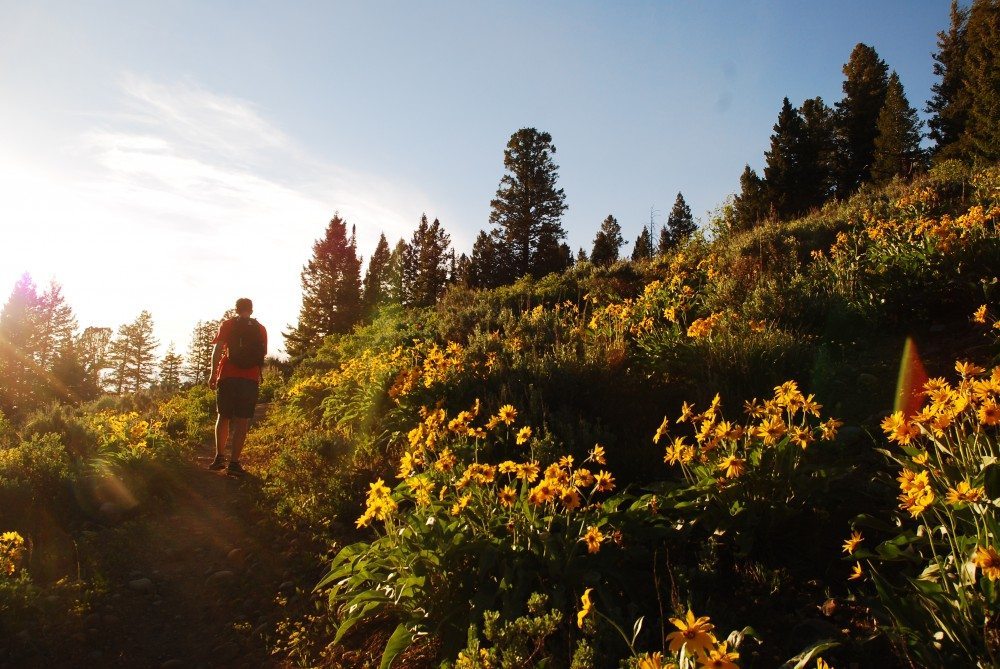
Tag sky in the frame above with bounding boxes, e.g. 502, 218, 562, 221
0, 1, 951, 358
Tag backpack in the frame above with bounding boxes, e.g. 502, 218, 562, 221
226, 317, 265, 369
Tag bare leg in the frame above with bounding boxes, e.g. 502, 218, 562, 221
229, 417, 250, 463
215, 415, 231, 458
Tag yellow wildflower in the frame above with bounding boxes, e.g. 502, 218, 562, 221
698, 642, 739, 669
972, 545, 1000, 581
653, 416, 670, 444
666, 609, 716, 657
973, 305, 988, 324
594, 470, 616, 492
946, 481, 985, 505
849, 563, 863, 581
819, 418, 843, 441
498, 486, 517, 507
497, 404, 518, 425
978, 400, 1000, 426
719, 455, 745, 479
450, 493, 472, 516
582, 526, 604, 554
516, 426, 533, 445
955, 360, 985, 378
842, 531, 863, 555
589, 444, 607, 465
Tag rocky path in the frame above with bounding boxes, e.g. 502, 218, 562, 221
8, 421, 318, 669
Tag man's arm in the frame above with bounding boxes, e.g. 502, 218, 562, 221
209, 342, 223, 389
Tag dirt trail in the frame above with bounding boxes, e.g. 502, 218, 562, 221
12, 408, 313, 669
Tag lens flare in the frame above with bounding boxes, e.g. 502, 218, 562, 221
895, 337, 928, 418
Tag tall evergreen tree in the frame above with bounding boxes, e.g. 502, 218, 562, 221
872, 71, 925, 184
50, 339, 88, 403
33, 281, 77, 371
576, 247, 589, 263
799, 97, 837, 210
662, 192, 697, 250
185, 320, 218, 385
732, 165, 769, 231
962, 0, 1000, 162
284, 215, 362, 357
927, 0, 971, 158
468, 230, 503, 289
362, 232, 392, 315
107, 311, 158, 394
632, 227, 653, 261
384, 239, 411, 303
834, 43, 890, 195
764, 98, 809, 219
406, 215, 453, 308
159, 344, 183, 391
590, 215, 625, 266
488, 128, 568, 281
0, 274, 41, 416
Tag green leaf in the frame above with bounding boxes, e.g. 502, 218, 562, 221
982, 463, 1000, 499
379, 623, 414, 669
779, 639, 839, 669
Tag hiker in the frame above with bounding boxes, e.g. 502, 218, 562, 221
207, 298, 267, 475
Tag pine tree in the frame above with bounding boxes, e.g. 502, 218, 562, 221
834, 43, 890, 195
732, 165, 769, 231
590, 215, 625, 266
927, 0, 971, 158
159, 344, 184, 391
78, 325, 113, 394
452, 253, 472, 287
962, 0, 1000, 162
632, 227, 653, 261
384, 239, 411, 303
872, 72, 925, 184
50, 339, 88, 403
488, 128, 568, 281
185, 320, 218, 385
764, 98, 809, 219
0, 274, 41, 417
284, 215, 363, 357
33, 280, 77, 371
468, 230, 503, 289
107, 311, 159, 394
406, 215, 453, 308
576, 247, 589, 263
799, 97, 837, 210
662, 193, 697, 250
362, 233, 392, 315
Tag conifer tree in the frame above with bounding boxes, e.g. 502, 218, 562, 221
834, 43, 889, 195
405, 215, 453, 308
362, 233, 392, 315
927, 0, 971, 158
50, 339, 88, 403
159, 344, 184, 391
384, 239, 411, 303
872, 72, 925, 184
107, 311, 158, 394
962, 0, 1000, 162
0, 274, 41, 416
452, 253, 472, 287
662, 193, 697, 250
632, 227, 653, 261
284, 215, 362, 357
576, 247, 589, 263
590, 215, 625, 266
799, 97, 837, 210
764, 98, 808, 219
33, 280, 77, 371
488, 128, 568, 281
732, 165, 769, 231
185, 320, 218, 385
468, 230, 503, 289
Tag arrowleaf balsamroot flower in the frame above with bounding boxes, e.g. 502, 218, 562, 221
945, 481, 985, 505
588, 444, 607, 465
972, 545, 1000, 581
582, 526, 604, 554
516, 426, 533, 445
666, 609, 717, 656
842, 531, 863, 555
577, 588, 594, 628
698, 641, 739, 669
594, 470, 616, 492
849, 563, 863, 581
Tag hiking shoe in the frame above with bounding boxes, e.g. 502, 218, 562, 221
226, 461, 247, 476
208, 455, 226, 470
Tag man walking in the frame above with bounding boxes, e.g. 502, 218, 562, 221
208, 298, 267, 475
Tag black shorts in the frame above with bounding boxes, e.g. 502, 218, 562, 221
217, 378, 259, 419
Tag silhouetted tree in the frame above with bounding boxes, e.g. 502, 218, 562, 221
384, 239, 411, 303
799, 96, 837, 210
834, 43, 889, 195
962, 0, 1000, 162
632, 227, 653, 261
488, 128, 569, 281
284, 215, 362, 357
732, 165, 769, 231
662, 193, 696, 250
107, 311, 158, 394
872, 71, 925, 184
405, 215, 453, 308
927, 0, 971, 158
764, 98, 809, 219
185, 320, 218, 385
159, 344, 184, 391
469, 230, 504, 289
590, 215, 625, 266
0, 274, 41, 416
362, 233, 392, 315
78, 325, 113, 393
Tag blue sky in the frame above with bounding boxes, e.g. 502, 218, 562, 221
0, 1, 950, 356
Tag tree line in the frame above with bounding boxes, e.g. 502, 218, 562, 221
0, 274, 238, 419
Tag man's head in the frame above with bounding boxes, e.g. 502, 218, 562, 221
235, 297, 253, 318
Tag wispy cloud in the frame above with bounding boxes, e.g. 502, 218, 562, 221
1, 74, 434, 355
